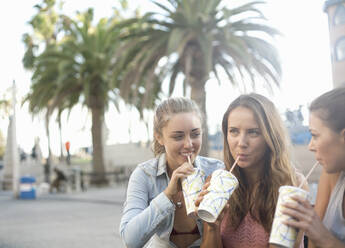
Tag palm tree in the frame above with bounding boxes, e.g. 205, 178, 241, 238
117, 0, 281, 155
31, 9, 131, 184
22, 0, 61, 168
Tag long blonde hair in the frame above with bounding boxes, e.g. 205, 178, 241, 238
152, 97, 202, 157
222, 93, 297, 232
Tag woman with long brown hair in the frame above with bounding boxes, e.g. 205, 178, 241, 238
196, 93, 307, 247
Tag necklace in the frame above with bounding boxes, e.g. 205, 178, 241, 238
175, 191, 184, 208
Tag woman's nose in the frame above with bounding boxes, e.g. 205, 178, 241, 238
308, 138, 315, 152
184, 136, 193, 148
238, 133, 248, 147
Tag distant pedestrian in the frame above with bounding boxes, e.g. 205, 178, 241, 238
31, 145, 37, 160
50, 167, 67, 193
43, 159, 51, 183
65, 141, 71, 165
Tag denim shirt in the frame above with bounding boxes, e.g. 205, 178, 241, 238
119, 153, 225, 248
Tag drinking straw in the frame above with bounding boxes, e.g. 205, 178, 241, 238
187, 155, 191, 165
230, 157, 240, 173
298, 161, 320, 188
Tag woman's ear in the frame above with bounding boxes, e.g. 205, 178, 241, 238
155, 133, 164, 146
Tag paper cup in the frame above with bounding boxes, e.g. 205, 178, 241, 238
181, 167, 205, 217
197, 169, 238, 223
269, 186, 309, 248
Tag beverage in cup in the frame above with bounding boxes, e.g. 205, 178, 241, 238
197, 169, 239, 223
269, 186, 309, 248
181, 167, 206, 217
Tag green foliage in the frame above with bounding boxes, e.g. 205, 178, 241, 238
115, 0, 281, 155
118, 0, 281, 95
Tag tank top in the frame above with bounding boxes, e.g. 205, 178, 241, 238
220, 212, 269, 248
220, 211, 304, 248
323, 171, 345, 243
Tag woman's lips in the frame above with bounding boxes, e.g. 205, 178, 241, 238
181, 152, 193, 157
237, 154, 249, 161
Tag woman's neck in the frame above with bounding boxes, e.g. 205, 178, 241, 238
241, 161, 265, 186
167, 164, 173, 178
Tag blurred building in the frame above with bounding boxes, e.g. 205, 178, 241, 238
324, 0, 345, 88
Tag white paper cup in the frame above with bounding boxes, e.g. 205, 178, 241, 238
197, 169, 238, 223
269, 186, 309, 248
181, 167, 205, 216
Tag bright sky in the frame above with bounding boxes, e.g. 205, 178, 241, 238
0, 0, 333, 157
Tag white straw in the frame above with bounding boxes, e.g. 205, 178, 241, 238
230, 157, 240, 173
298, 161, 320, 188
187, 155, 191, 165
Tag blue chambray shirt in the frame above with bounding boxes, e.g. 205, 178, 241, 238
119, 153, 224, 248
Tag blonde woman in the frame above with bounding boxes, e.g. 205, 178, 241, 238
196, 93, 307, 248
119, 97, 224, 248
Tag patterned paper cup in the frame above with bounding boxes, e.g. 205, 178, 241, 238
269, 186, 309, 248
197, 169, 238, 223
181, 167, 206, 217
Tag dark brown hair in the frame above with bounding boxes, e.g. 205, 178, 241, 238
309, 87, 345, 132
222, 93, 297, 232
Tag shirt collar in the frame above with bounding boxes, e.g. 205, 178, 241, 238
157, 153, 167, 176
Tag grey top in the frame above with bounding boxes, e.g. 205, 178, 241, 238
323, 171, 345, 243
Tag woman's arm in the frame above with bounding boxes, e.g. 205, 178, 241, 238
201, 222, 223, 248
196, 179, 224, 248
119, 168, 175, 248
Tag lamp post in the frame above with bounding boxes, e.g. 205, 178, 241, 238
3, 80, 20, 197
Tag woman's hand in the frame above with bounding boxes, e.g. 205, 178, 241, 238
281, 195, 338, 247
195, 181, 229, 229
164, 162, 194, 200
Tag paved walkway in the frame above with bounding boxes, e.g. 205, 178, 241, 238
0, 186, 127, 248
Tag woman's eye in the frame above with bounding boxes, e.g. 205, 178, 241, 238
173, 136, 183, 140
311, 133, 318, 138
191, 132, 200, 138
249, 130, 259, 135
229, 129, 238, 135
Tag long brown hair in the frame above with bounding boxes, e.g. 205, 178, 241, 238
222, 93, 297, 232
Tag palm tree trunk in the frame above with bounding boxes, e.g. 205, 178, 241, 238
58, 116, 64, 161
90, 106, 107, 185
190, 85, 209, 156
45, 115, 52, 183
185, 45, 209, 156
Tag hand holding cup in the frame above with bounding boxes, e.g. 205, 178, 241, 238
196, 169, 239, 223
195, 180, 229, 228
164, 162, 194, 201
